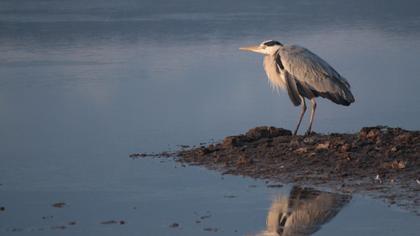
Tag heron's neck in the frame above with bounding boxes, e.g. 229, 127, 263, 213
263, 55, 286, 90
266, 45, 282, 56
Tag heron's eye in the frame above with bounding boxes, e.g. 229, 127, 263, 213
261, 45, 267, 49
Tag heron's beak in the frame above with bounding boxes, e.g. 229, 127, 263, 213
239, 45, 262, 53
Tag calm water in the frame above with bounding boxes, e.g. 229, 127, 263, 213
1, 0, 420, 235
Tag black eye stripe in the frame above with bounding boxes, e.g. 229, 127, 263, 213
263, 40, 283, 46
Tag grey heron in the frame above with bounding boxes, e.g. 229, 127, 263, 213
254, 186, 350, 236
240, 40, 355, 135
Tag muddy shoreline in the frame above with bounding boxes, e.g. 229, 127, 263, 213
131, 126, 420, 214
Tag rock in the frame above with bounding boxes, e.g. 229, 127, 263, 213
359, 127, 381, 141
367, 129, 380, 141
197, 147, 211, 156
395, 133, 411, 143
340, 143, 351, 152
316, 142, 330, 150
236, 155, 253, 165
384, 160, 408, 170
245, 126, 291, 141
129, 153, 148, 158
303, 136, 316, 144
101, 220, 118, 225
203, 227, 219, 232
267, 184, 283, 188
359, 129, 368, 139
392, 160, 407, 169
200, 214, 211, 220
295, 147, 308, 154
169, 223, 179, 228
9, 228, 23, 232
222, 135, 247, 147
52, 202, 65, 208
159, 151, 173, 157
51, 225, 66, 230
290, 138, 301, 146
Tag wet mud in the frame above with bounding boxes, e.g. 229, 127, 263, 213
133, 126, 420, 214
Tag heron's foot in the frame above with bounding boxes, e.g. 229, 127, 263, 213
293, 130, 298, 136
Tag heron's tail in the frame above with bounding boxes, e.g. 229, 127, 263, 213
339, 78, 355, 106
319, 77, 355, 106
344, 89, 355, 105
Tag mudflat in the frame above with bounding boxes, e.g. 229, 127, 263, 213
131, 126, 420, 215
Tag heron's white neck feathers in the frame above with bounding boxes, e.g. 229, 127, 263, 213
265, 45, 283, 55
263, 55, 286, 91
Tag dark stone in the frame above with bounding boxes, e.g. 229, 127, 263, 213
169, 223, 179, 228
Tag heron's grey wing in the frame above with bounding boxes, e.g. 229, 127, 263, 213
284, 71, 302, 106
278, 46, 355, 106
273, 53, 301, 106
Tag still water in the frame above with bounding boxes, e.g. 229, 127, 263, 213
1, 0, 420, 235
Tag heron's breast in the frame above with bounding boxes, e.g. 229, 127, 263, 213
263, 56, 286, 90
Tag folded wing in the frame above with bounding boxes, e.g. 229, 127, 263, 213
277, 45, 355, 106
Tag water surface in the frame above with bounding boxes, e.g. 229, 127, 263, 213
1, 0, 420, 235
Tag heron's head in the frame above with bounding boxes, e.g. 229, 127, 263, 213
240, 40, 283, 55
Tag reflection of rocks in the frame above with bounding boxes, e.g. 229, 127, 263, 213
255, 186, 350, 236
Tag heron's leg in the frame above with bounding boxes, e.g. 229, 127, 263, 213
293, 96, 306, 135
306, 98, 317, 135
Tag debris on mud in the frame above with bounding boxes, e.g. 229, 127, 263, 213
266, 184, 284, 188
51, 225, 67, 230
141, 126, 420, 214
203, 227, 219, 232
169, 223, 180, 228
68, 221, 77, 226
52, 202, 66, 208
129, 151, 175, 159
200, 214, 211, 220
100, 220, 126, 225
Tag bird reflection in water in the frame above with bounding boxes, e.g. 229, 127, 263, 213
254, 186, 351, 236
